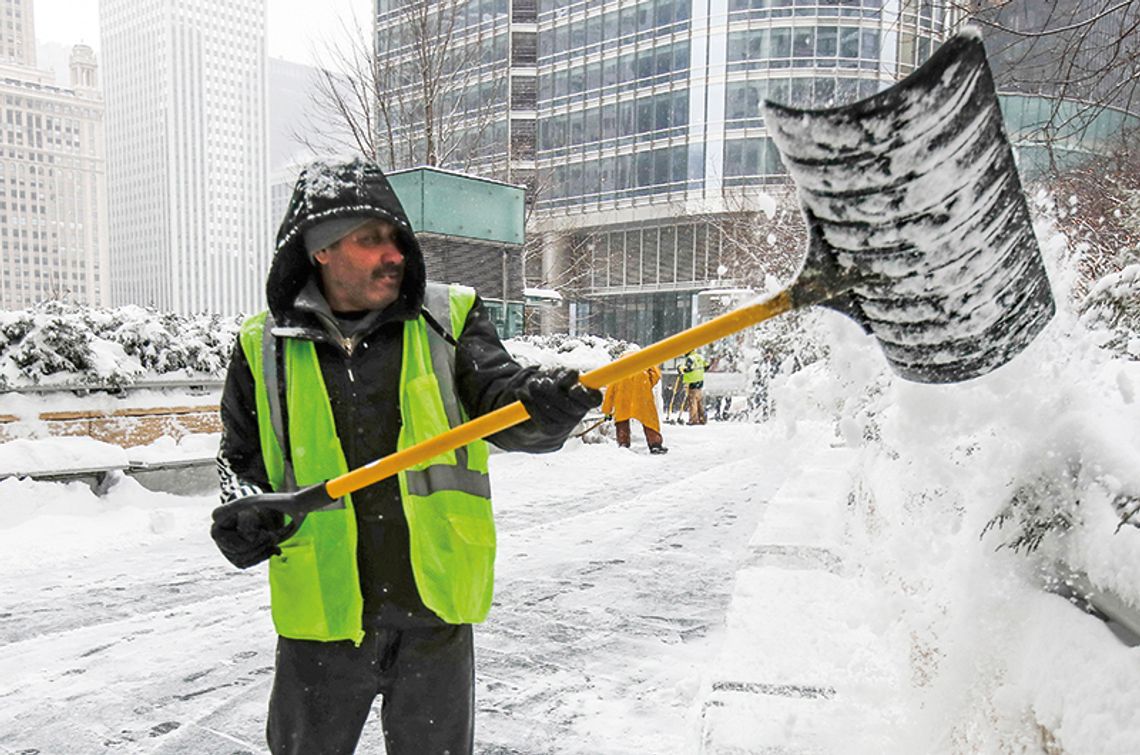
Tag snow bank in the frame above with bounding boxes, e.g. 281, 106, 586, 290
759, 209, 1140, 752
0, 436, 130, 475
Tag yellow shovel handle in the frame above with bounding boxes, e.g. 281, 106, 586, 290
326, 291, 793, 500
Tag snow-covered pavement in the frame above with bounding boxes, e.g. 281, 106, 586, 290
0, 423, 794, 754
3, 397, 1140, 754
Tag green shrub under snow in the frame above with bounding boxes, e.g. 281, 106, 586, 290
0, 302, 242, 391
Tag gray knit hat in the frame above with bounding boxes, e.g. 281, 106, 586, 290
304, 216, 373, 262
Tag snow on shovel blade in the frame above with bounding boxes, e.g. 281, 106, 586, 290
764, 28, 1055, 384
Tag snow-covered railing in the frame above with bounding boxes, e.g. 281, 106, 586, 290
0, 378, 223, 395
0, 455, 217, 495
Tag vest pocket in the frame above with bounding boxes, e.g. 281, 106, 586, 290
269, 537, 329, 639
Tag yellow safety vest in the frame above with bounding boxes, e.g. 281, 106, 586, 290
239, 283, 495, 645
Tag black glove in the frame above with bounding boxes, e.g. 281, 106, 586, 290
517, 368, 602, 436
210, 506, 284, 569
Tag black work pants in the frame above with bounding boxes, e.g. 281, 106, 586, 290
266, 624, 474, 755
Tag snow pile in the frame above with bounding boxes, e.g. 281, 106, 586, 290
0, 436, 130, 475
505, 333, 633, 373
125, 432, 221, 463
760, 207, 1140, 752
0, 302, 241, 390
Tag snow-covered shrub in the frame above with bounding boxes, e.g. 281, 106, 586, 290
8, 312, 98, 378
107, 307, 240, 375
1078, 263, 1140, 359
0, 302, 243, 390
505, 333, 633, 373
745, 307, 836, 420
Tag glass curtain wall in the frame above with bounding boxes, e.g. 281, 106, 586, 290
532, 0, 955, 343
375, 0, 514, 178
536, 0, 695, 208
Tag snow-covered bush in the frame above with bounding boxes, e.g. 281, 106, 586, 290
1078, 263, 1140, 359
505, 333, 633, 373
745, 306, 836, 420
0, 302, 243, 391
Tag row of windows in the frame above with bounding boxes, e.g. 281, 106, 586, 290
539, 90, 688, 152
727, 25, 881, 67
3, 95, 98, 119
383, 31, 510, 91
378, 0, 509, 27
540, 40, 690, 105
536, 136, 803, 207
390, 118, 511, 168
540, 0, 692, 61
577, 222, 734, 294
727, 0, 888, 19
542, 143, 700, 205
574, 291, 692, 345
723, 137, 787, 182
726, 75, 883, 122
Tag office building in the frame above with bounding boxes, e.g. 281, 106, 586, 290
373, 1, 957, 342
100, 0, 269, 315
0, 0, 107, 309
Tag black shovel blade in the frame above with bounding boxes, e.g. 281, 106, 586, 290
765, 29, 1055, 384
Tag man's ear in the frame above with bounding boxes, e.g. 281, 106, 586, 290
312, 248, 330, 265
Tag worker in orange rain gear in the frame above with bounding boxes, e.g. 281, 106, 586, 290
601, 357, 668, 455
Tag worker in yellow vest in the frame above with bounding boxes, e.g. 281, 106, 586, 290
211, 158, 600, 755
680, 349, 709, 425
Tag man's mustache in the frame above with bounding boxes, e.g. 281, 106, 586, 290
372, 263, 404, 279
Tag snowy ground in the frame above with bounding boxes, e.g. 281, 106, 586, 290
2, 407, 1138, 754
0, 423, 792, 755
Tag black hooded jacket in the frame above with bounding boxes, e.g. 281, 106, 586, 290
218, 159, 564, 628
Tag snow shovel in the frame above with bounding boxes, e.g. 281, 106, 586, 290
213, 29, 1054, 534
664, 372, 685, 424
573, 415, 610, 439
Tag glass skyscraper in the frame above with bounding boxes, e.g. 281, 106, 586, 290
374, 0, 957, 343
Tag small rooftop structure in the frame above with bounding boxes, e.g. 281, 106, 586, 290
388, 166, 525, 246
388, 166, 527, 336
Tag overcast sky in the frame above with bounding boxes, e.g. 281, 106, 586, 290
33, 0, 368, 67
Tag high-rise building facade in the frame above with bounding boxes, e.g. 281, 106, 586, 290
533, 0, 957, 341
374, 0, 536, 186
967, 0, 1139, 177
100, 0, 270, 315
374, 0, 957, 342
0, 0, 108, 309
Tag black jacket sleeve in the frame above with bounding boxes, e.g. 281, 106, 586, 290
217, 339, 272, 503
454, 297, 574, 453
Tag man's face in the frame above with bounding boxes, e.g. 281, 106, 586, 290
313, 219, 406, 312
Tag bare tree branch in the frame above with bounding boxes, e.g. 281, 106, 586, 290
299, 2, 509, 176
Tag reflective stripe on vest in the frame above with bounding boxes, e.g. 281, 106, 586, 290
239, 282, 495, 643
